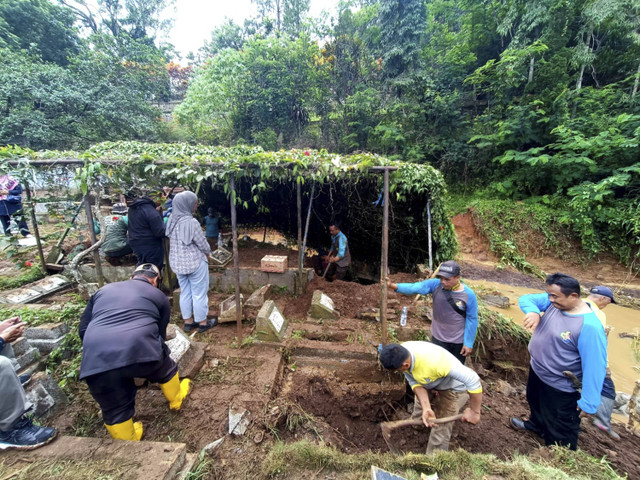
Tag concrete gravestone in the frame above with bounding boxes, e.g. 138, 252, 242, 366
309, 290, 339, 320
256, 300, 288, 342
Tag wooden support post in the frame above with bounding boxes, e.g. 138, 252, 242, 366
370, 166, 398, 345
23, 181, 46, 274
301, 182, 315, 271
229, 173, 242, 343
84, 194, 104, 287
427, 198, 433, 272
297, 180, 303, 281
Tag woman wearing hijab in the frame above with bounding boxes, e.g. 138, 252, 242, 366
165, 191, 217, 333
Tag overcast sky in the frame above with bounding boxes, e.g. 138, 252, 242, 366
165, 0, 341, 59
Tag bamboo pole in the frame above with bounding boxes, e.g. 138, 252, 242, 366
23, 181, 46, 273
301, 182, 315, 269
370, 166, 397, 345
380, 169, 390, 343
297, 181, 303, 280
427, 198, 433, 272
84, 194, 104, 287
229, 173, 242, 342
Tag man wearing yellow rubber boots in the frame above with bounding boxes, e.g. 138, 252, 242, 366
79, 263, 191, 441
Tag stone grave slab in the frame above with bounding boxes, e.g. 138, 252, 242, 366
0, 275, 71, 305
219, 294, 244, 323
256, 300, 287, 342
0, 336, 40, 372
309, 290, 339, 320
228, 407, 250, 435
24, 322, 70, 355
245, 284, 272, 308
0, 436, 192, 480
165, 325, 205, 378
25, 372, 68, 419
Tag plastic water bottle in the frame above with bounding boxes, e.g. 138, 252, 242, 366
217, 234, 222, 248
400, 306, 408, 327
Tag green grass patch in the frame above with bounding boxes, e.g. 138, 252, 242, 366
260, 441, 622, 479
474, 305, 531, 360
0, 301, 85, 327
0, 265, 45, 291
0, 458, 139, 480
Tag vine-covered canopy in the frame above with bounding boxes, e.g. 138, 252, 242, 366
1, 142, 458, 270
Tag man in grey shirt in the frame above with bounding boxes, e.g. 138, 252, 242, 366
387, 260, 479, 364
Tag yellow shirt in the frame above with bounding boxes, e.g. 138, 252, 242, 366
402, 341, 483, 394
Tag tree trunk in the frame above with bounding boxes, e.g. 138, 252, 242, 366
528, 56, 535, 83
632, 61, 640, 98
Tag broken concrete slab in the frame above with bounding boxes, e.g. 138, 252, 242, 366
229, 407, 250, 435
165, 325, 206, 379
0, 336, 40, 372
256, 300, 288, 342
0, 435, 192, 480
480, 294, 511, 309
245, 284, 272, 308
203, 437, 225, 456
25, 372, 68, 419
309, 290, 339, 320
219, 294, 244, 323
0, 275, 71, 305
24, 322, 70, 355
24, 322, 70, 340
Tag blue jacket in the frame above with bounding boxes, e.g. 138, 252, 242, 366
519, 293, 607, 414
396, 278, 478, 348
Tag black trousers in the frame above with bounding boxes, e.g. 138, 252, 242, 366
130, 239, 164, 271
431, 337, 466, 364
0, 213, 29, 236
524, 367, 581, 450
84, 355, 178, 425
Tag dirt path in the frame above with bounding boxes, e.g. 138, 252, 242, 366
453, 212, 640, 297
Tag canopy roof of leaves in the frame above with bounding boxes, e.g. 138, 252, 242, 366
2, 142, 457, 270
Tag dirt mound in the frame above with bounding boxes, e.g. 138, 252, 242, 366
282, 273, 417, 321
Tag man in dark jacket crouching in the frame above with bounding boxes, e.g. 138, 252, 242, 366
79, 264, 190, 441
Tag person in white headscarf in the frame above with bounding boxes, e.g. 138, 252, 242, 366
165, 191, 217, 333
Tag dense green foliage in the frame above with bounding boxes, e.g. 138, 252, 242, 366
1, 0, 639, 267
1, 141, 457, 268
0, 0, 174, 150
174, 0, 640, 268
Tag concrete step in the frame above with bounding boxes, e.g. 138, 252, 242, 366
0, 435, 193, 480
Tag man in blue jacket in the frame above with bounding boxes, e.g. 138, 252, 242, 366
387, 260, 478, 364
511, 273, 607, 450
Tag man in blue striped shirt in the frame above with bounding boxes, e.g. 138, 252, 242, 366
511, 273, 607, 450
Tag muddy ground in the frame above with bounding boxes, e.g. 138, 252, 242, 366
44, 270, 640, 480
6, 218, 640, 479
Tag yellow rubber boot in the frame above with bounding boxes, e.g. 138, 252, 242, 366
105, 418, 143, 441
159, 373, 191, 410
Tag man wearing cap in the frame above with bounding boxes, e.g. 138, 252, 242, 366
511, 273, 607, 450
387, 260, 478, 364
585, 286, 619, 439
101, 203, 132, 259
79, 264, 191, 441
